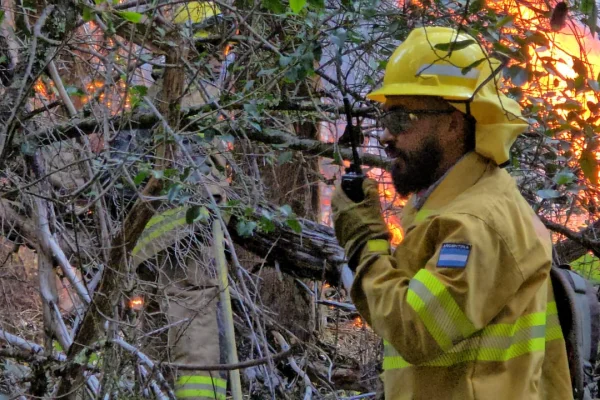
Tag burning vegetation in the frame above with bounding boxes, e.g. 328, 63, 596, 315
1, 0, 600, 398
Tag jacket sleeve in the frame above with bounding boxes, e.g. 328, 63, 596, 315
350, 213, 527, 365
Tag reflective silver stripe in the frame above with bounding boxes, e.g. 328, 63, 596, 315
407, 277, 469, 349
383, 306, 553, 370
417, 64, 480, 80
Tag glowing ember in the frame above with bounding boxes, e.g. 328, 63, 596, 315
33, 79, 53, 99
129, 296, 144, 311
352, 316, 364, 328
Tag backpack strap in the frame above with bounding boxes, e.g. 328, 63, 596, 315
567, 271, 592, 363
551, 265, 600, 400
551, 266, 585, 400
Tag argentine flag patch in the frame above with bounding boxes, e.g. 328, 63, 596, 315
437, 243, 471, 268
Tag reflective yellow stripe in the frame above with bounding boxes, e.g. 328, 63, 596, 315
366, 239, 390, 254
175, 389, 226, 399
545, 302, 563, 341
407, 289, 453, 349
383, 301, 559, 370
383, 356, 411, 370
407, 269, 475, 349
145, 207, 186, 230
132, 217, 188, 256
176, 376, 227, 388
415, 209, 432, 223
481, 312, 546, 337
176, 376, 227, 399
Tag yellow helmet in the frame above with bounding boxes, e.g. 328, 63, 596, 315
173, 1, 222, 38
368, 26, 529, 166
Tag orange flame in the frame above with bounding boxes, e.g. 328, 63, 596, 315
129, 296, 144, 311
352, 316, 364, 328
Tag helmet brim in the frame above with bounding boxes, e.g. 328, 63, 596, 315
366, 83, 474, 103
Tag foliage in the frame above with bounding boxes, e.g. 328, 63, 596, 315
571, 253, 600, 283
1, 0, 600, 397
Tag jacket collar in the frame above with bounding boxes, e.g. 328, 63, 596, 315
401, 152, 491, 230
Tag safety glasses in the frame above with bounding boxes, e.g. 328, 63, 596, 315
380, 108, 455, 135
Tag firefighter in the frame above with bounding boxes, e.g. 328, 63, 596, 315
331, 27, 573, 399
132, 2, 230, 400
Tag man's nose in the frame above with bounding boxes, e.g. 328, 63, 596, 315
379, 128, 394, 147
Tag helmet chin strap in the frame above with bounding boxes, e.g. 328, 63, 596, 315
449, 56, 508, 118
445, 58, 511, 166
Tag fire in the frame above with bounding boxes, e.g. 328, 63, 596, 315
367, 168, 406, 246
129, 296, 144, 311
33, 79, 53, 99
352, 316, 364, 328
487, 0, 600, 226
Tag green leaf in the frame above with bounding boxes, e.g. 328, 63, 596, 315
553, 170, 576, 185
134, 170, 148, 185
277, 151, 294, 165
495, 14, 515, 28
556, 100, 582, 110
507, 65, 529, 86
167, 183, 182, 203
263, 0, 286, 13
279, 55, 293, 67
537, 189, 561, 199
461, 58, 486, 75
286, 218, 302, 233
434, 39, 475, 52
117, 11, 144, 23
590, 2, 598, 37
580, 150, 599, 185
20, 141, 36, 156
83, 6, 93, 22
259, 216, 276, 233
469, 0, 484, 13
290, 0, 307, 13
279, 204, 293, 217
580, 0, 595, 15
258, 68, 278, 76
307, 0, 324, 9
186, 206, 210, 224
130, 85, 148, 96
65, 86, 85, 96
236, 220, 257, 237
53, 341, 63, 352
0, 10, 5, 25
331, 29, 347, 52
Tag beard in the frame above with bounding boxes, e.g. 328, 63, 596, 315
389, 135, 443, 197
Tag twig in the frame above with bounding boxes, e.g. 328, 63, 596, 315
47, 60, 77, 116
166, 348, 295, 371
0, 329, 60, 358
316, 299, 357, 312
139, 365, 169, 400
540, 215, 600, 256
272, 331, 315, 399
341, 393, 377, 400
0, 5, 55, 159
112, 338, 176, 400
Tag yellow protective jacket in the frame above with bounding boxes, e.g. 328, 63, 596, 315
350, 152, 573, 400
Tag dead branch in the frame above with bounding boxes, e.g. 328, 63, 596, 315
112, 338, 176, 400
56, 40, 185, 398
540, 215, 600, 259
165, 348, 294, 371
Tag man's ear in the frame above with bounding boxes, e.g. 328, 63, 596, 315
448, 110, 462, 132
